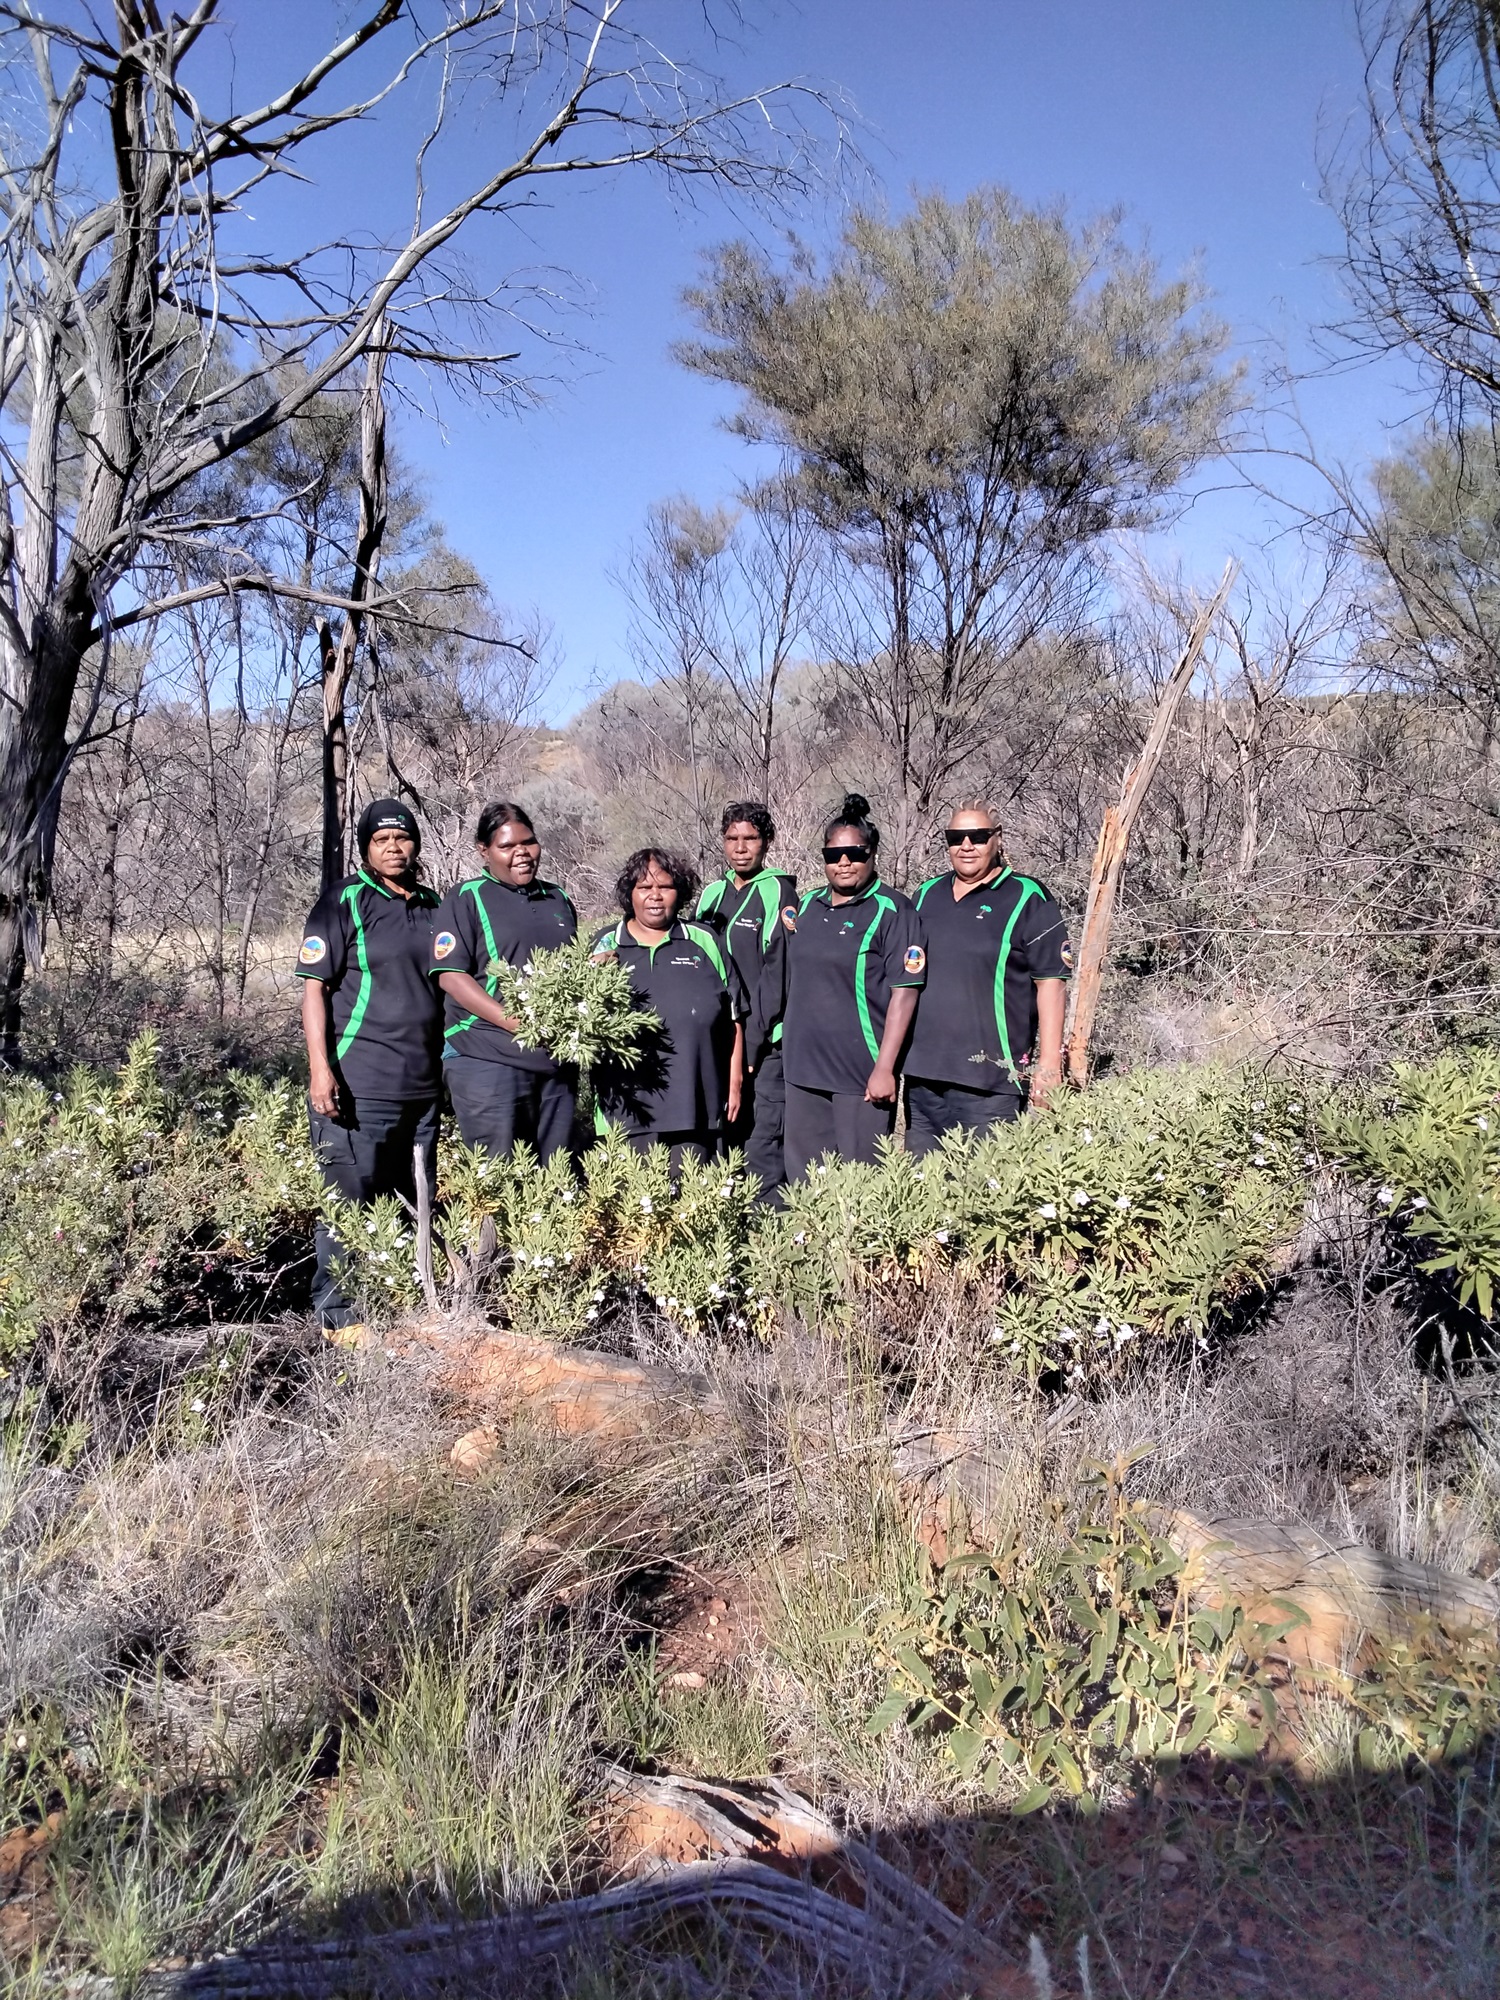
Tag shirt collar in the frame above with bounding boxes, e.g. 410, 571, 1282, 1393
481, 868, 545, 896
815, 875, 882, 907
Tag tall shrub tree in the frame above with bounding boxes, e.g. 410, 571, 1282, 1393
0, 0, 826, 1057
678, 189, 1238, 878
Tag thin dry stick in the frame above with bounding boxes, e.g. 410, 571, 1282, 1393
1065, 560, 1239, 1086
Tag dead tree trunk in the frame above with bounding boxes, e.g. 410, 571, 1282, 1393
1065, 562, 1237, 1086
319, 326, 390, 891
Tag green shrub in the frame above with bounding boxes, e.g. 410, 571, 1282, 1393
765, 1064, 1312, 1381
1323, 1049, 1500, 1321
852, 1454, 1280, 1811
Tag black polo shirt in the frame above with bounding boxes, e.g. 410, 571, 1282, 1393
905, 867, 1070, 1090
297, 871, 443, 1101
591, 917, 749, 1137
774, 878, 927, 1097
429, 873, 578, 1074
694, 867, 798, 1058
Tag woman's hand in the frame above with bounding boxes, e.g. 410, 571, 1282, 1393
308, 1062, 340, 1119
864, 1060, 899, 1105
1029, 1063, 1062, 1112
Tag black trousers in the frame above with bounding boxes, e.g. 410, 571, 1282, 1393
308, 1094, 440, 1328
624, 1128, 718, 1176
445, 1053, 575, 1165
784, 1082, 895, 1180
905, 1076, 1022, 1156
735, 1045, 787, 1199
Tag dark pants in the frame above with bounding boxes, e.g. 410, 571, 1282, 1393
624, 1128, 718, 1176
308, 1094, 440, 1328
905, 1077, 1022, 1156
735, 1045, 787, 1199
784, 1082, 895, 1180
445, 1053, 575, 1165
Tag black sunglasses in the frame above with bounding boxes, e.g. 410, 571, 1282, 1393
823, 844, 872, 864
945, 827, 999, 847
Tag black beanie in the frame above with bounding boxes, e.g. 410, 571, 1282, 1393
357, 798, 421, 857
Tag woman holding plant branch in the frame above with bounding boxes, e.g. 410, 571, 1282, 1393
591, 849, 749, 1172
429, 803, 579, 1164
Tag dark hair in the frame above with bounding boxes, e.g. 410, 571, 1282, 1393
615, 847, 700, 919
823, 791, 879, 854
475, 800, 535, 845
721, 800, 775, 844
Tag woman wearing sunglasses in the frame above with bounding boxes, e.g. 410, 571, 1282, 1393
767, 793, 928, 1178
903, 803, 1070, 1151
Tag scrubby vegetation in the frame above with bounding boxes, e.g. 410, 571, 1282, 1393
3, 1039, 1499, 1994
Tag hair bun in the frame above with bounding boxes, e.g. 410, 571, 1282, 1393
838, 792, 872, 821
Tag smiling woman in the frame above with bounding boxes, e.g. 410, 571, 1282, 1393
591, 848, 749, 1173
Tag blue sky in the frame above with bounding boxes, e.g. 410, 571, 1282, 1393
241, 1, 1415, 716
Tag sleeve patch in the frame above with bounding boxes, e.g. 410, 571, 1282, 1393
299, 936, 327, 966
433, 930, 457, 961
904, 944, 927, 975
1061, 938, 1075, 970
782, 907, 797, 933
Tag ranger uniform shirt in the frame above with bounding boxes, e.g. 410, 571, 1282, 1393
591, 917, 749, 1137
771, 878, 927, 1098
297, 872, 443, 1101
429, 873, 578, 1073
693, 867, 798, 1059
905, 867, 1070, 1090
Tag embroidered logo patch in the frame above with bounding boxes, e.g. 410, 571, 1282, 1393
299, 936, 327, 966
782, 907, 797, 933
1061, 937, 1075, 970
433, 930, 457, 961
904, 944, 927, 975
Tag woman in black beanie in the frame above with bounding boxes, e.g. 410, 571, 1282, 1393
295, 799, 443, 1330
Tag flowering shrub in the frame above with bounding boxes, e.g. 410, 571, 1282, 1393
765, 1065, 1312, 1382
1322, 1049, 1500, 1322
488, 934, 659, 1072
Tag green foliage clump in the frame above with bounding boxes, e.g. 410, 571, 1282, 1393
0, 1033, 325, 1369
439, 1126, 769, 1340
489, 934, 659, 1072
855, 1456, 1279, 1810
765, 1065, 1311, 1380
1324, 1049, 1500, 1320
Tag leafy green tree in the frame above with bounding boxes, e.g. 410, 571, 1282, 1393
678, 188, 1238, 877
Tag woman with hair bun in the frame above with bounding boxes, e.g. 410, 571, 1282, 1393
763, 793, 928, 1178
590, 846, 748, 1171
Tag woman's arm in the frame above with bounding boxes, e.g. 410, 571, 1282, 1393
865, 986, 920, 1105
727, 1020, 745, 1125
438, 968, 520, 1034
302, 980, 340, 1118
1029, 977, 1067, 1110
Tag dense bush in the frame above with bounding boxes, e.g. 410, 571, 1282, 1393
1, 1044, 1320, 1382
1323, 1049, 1500, 1326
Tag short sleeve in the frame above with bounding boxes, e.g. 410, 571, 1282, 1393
429, 885, 480, 979
296, 888, 347, 985
885, 899, 928, 988
1017, 889, 1070, 980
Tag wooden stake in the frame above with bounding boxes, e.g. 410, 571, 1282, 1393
1065, 561, 1238, 1088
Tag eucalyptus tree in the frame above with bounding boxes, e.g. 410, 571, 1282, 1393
0, 0, 828, 1056
678, 188, 1239, 879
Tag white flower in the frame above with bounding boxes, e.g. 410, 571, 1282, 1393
1252, 1100, 1265, 1112
1478, 1116, 1491, 1132
793, 1231, 807, 1244
987, 1177, 1000, 1189
1153, 1170, 1166, 1183
1080, 1127, 1094, 1144
934, 1229, 949, 1244
1377, 1186, 1395, 1204
1095, 1316, 1111, 1334
719, 1182, 735, 1198
366, 1221, 377, 1234
1253, 1154, 1267, 1167
528, 1212, 543, 1224
639, 1196, 653, 1213
1037, 1202, 1057, 1220
1071, 1187, 1090, 1206
1289, 1101, 1303, 1113
1252, 1132, 1266, 1146
1410, 1195, 1429, 1210
190, 1397, 206, 1413
1114, 1194, 1131, 1211
1304, 1153, 1317, 1165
